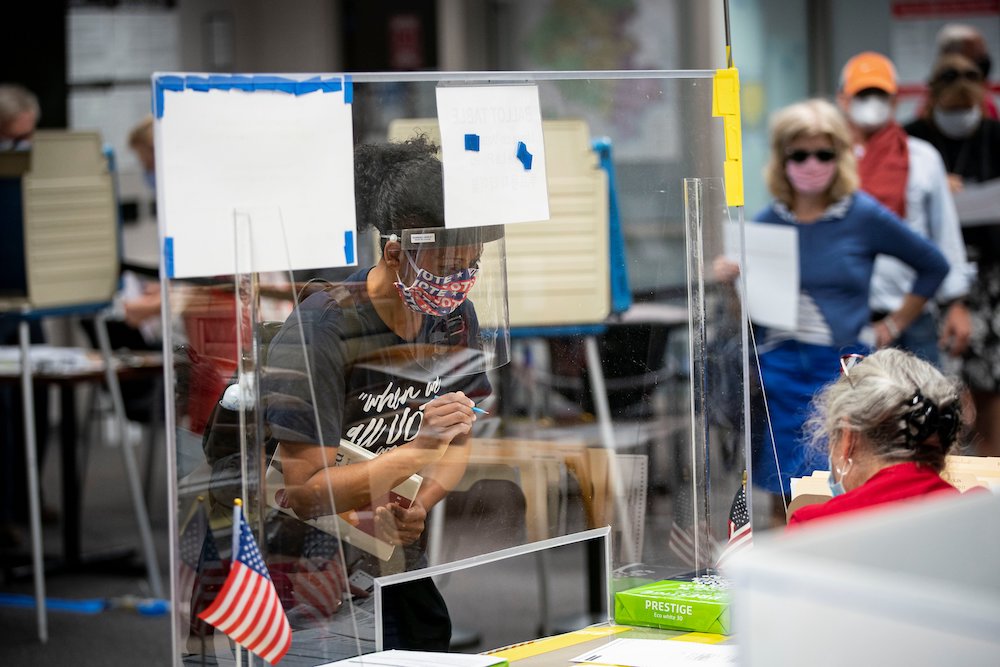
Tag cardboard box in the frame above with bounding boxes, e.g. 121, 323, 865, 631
614, 577, 731, 635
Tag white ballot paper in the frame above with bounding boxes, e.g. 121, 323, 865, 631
317, 650, 508, 667
952, 179, 1000, 227
435, 84, 550, 228
571, 638, 737, 667
726, 221, 799, 330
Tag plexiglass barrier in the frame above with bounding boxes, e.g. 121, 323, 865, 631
161, 71, 749, 665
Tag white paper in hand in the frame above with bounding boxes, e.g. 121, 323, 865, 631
725, 221, 799, 330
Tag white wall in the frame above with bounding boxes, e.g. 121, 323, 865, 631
178, 0, 343, 72
829, 0, 893, 87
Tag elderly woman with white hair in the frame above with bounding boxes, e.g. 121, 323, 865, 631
744, 99, 951, 515
788, 348, 964, 527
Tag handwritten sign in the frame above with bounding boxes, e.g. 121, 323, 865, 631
435, 84, 550, 228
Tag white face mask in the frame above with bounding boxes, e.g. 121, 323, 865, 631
933, 106, 982, 139
849, 96, 892, 131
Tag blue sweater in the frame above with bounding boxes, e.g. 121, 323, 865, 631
754, 192, 949, 348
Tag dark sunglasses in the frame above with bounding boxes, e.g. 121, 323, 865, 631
935, 68, 983, 85
840, 353, 865, 387
786, 149, 837, 164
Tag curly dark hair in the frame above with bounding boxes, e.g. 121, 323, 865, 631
353, 136, 444, 235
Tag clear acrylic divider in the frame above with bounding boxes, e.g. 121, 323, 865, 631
163, 70, 750, 665
682, 178, 750, 573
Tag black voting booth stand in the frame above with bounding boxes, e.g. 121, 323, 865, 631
0, 133, 163, 642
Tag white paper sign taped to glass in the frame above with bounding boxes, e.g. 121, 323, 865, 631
265, 440, 422, 562
435, 84, 550, 228
153, 74, 358, 279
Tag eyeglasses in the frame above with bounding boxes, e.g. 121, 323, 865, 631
840, 353, 865, 387
786, 149, 837, 164
935, 68, 983, 85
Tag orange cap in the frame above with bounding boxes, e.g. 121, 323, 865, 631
841, 52, 898, 97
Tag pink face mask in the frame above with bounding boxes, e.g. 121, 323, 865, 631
785, 157, 837, 195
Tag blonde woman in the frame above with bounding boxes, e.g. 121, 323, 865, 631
750, 99, 949, 507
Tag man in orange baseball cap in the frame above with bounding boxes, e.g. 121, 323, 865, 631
841, 51, 899, 98
837, 51, 971, 366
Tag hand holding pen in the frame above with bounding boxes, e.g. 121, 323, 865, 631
412, 391, 478, 449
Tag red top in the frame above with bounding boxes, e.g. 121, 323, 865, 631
787, 462, 959, 529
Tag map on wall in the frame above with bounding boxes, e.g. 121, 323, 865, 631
510, 0, 684, 161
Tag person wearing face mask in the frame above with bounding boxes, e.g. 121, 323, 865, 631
737, 99, 948, 518
838, 52, 972, 367
934, 23, 997, 121
788, 349, 965, 528
906, 53, 1000, 458
253, 137, 498, 650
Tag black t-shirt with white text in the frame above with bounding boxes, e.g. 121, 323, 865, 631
264, 268, 491, 453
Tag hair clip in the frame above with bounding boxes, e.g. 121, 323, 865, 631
900, 391, 960, 449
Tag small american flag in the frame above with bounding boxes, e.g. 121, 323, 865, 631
716, 479, 752, 568
198, 502, 292, 664
668, 478, 715, 569
177, 498, 229, 641
177, 500, 208, 605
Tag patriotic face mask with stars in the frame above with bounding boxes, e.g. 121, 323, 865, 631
393, 252, 478, 317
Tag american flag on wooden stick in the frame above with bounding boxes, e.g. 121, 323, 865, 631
198, 500, 292, 664
716, 475, 752, 568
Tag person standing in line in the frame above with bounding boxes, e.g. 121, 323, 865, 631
838, 52, 972, 366
906, 53, 1000, 457
715, 99, 950, 522
934, 23, 997, 120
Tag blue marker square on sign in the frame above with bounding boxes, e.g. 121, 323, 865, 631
516, 141, 533, 170
464, 133, 480, 151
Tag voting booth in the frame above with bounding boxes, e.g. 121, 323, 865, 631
157, 70, 750, 665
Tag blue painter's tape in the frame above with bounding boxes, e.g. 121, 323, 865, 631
164, 237, 175, 279
185, 75, 214, 92
320, 78, 343, 93
295, 76, 323, 95
207, 74, 231, 90
154, 74, 352, 117
516, 141, 533, 170
226, 75, 255, 91
153, 75, 185, 118
247, 75, 296, 94
464, 133, 480, 151
344, 230, 355, 265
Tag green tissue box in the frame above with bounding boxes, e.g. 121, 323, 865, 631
614, 577, 731, 635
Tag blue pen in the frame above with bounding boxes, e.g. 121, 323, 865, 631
427, 395, 489, 415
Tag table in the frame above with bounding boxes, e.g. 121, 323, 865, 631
488, 624, 728, 666
0, 349, 164, 572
